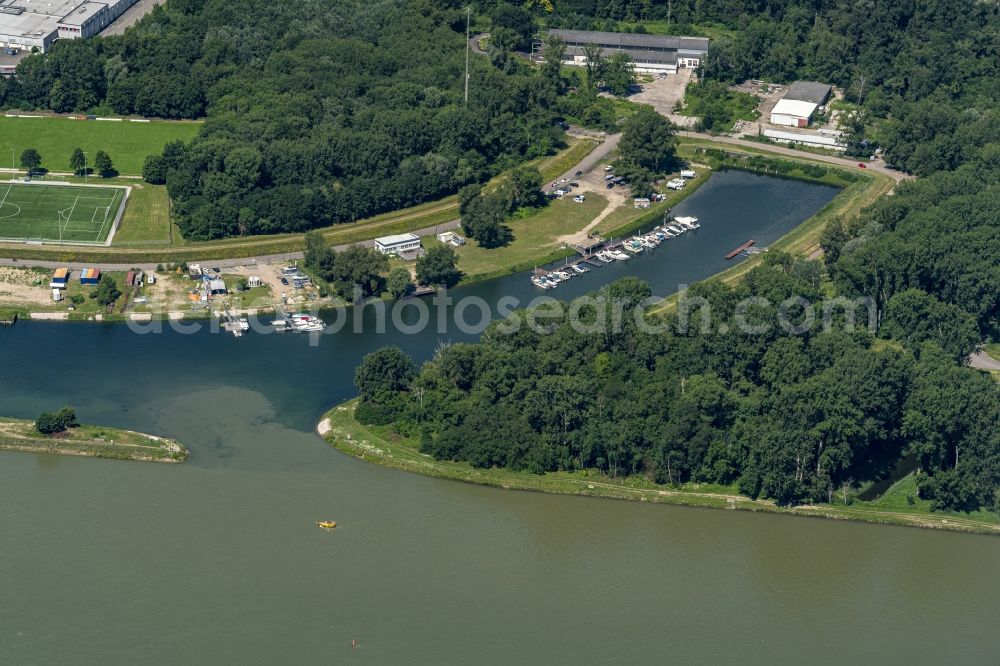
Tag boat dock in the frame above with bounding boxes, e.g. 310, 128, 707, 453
531, 215, 701, 289
725, 240, 755, 260
219, 310, 248, 337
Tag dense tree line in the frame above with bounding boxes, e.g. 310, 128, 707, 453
3, 1, 566, 240
346, 1, 1000, 514
357, 263, 999, 511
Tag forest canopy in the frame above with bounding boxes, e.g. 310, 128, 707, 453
4, 0, 565, 240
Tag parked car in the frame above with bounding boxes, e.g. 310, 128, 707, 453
606, 182, 614, 189
605, 174, 615, 181
280, 277, 289, 285
3, 48, 16, 56
573, 195, 585, 203
857, 163, 867, 169
604, 164, 614, 171
575, 170, 583, 177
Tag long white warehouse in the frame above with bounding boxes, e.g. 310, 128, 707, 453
0, 0, 138, 53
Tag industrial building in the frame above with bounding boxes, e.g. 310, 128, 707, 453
0, 0, 138, 53
769, 81, 833, 127
545, 29, 709, 75
762, 128, 845, 151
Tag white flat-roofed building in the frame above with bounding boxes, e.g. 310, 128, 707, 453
374, 233, 422, 256
769, 99, 819, 128
0, 0, 137, 52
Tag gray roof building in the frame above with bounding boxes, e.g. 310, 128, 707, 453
783, 81, 833, 106
549, 29, 709, 53
546, 29, 708, 73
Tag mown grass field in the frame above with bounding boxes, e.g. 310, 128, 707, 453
448, 194, 608, 279
0, 182, 125, 243
113, 184, 175, 244
0, 115, 200, 175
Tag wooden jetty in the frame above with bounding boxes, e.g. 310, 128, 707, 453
725, 240, 755, 260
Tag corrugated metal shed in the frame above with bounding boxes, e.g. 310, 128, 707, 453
79, 267, 101, 284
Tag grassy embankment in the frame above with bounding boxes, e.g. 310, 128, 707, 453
447, 155, 715, 284
0, 115, 200, 175
320, 400, 1000, 536
0, 137, 599, 262
0, 417, 188, 463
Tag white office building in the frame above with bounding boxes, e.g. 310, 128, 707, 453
374, 233, 422, 256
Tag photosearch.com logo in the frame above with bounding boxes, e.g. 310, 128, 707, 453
124, 285, 878, 343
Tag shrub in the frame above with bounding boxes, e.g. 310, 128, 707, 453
35, 406, 78, 434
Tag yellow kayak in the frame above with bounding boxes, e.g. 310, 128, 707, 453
316, 521, 337, 529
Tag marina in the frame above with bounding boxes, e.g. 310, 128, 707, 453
531, 216, 699, 289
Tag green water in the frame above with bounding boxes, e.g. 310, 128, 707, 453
2, 173, 998, 664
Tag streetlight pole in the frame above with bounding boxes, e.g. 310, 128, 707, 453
464, 7, 470, 105
83, 151, 88, 184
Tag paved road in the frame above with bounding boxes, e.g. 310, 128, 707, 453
677, 131, 911, 183
100, 0, 161, 36
0, 220, 461, 272
969, 349, 1000, 371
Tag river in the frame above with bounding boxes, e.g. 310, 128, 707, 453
2, 171, 998, 664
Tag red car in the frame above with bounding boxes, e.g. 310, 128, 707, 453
857, 163, 867, 169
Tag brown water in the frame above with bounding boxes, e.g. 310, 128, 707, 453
2, 173, 998, 664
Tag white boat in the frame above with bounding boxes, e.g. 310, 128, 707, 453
623, 241, 643, 254
271, 319, 287, 327
612, 250, 630, 261
571, 264, 589, 274
596, 251, 614, 263
675, 216, 700, 229
639, 236, 657, 248
553, 270, 572, 280
531, 275, 553, 289
667, 224, 685, 234
239, 318, 250, 331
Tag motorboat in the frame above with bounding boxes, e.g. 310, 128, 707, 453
612, 249, 630, 261
531, 275, 554, 289
571, 264, 589, 274
316, 521, 337, 529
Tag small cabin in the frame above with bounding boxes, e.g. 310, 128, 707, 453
634, 197, 651, 209
80, 268, 101, 285
50, 268, 69, 289
247, 276, 262, 288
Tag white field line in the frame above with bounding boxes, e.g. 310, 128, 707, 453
0, 182, 13, 216
92, 193, 119, 242
61, 194, 81, 238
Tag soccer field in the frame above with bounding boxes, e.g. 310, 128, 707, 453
0, 183, 126, 244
